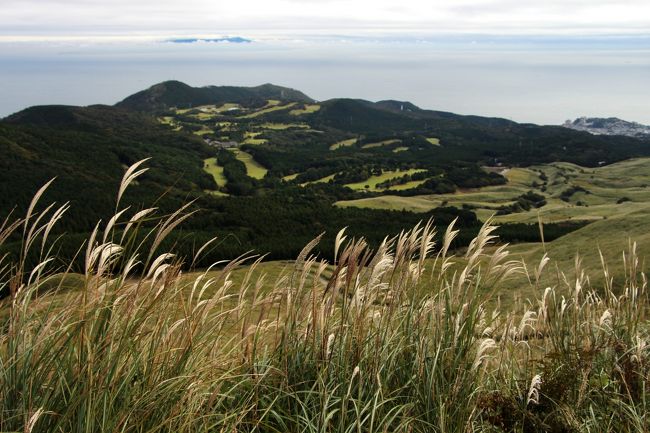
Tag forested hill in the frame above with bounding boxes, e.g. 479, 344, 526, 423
308, 98, 649, 166
2, 82, 650, 266
0, 104, 215, 230
116, 81, 314, 112
115, 81, 650, 168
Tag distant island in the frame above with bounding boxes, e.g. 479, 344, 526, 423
166, 36, 252, 44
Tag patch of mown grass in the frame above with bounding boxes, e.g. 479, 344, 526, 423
301, 172, 338, 186
282, 173, 300, 181
329, 138, 358, 150
193, 127, 213, 136
289, 104, 321, 115
203, 157, 227, 187
361, 139, 401, 149
242, 131, 268, 145
239, 101, 297, 119
257, 122, 310, 130
387, 178, 431, 191
231, 149, 268, 179
345, 169, 427, 191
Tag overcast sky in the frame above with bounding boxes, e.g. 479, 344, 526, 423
2, 0, 650, 39
2, 1, 648, 123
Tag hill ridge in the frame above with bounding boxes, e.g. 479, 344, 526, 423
116, 80, 314, 112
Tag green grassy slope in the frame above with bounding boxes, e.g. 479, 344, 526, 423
338, 158, 650, 224
498, 206, 650, 303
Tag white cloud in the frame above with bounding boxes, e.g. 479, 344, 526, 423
1, 0, 650, 37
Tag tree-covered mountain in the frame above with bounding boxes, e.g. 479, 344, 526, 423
1, 104, 215, 231
2, 81, 649, 266
306, 98, 649, 167
116, 80, 314, 112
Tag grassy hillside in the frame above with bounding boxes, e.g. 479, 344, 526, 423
338, 158, 650, 224
504, 205, 650, 294
1, 173, 647, 432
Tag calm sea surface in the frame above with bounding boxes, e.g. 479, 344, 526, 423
1, 36, 649, 124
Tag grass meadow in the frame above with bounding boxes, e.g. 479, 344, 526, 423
1, 161, 648, 432
337, 158, 650, 223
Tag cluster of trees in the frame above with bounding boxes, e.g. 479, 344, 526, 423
560, 185, 590, 202
375, 170, 430, 189
496, 191, 547, 215
216, 149, 257, 195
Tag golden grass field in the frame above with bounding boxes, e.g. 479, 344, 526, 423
3, 160, 648, 432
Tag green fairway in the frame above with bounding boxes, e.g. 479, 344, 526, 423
257, 122, 310, 130
392, 146, 409, 153
301, 172, 338, 186
193, 127, 213, 136
242, 131, 268, 145
175, 104, 241, 118
289, 104, 321, 115
426, 137, 441, 146
157, 116, 182, 131
203, 157, 227, 187
344, 169, 428, 191
239, 101, 297, 119
387, 178, 431, 191
282, 173, 300, 181
361, 139, 401, 149
205, 190, 229, 197
329, 138, 358, 150
231, 149, 268, 179
216, 121, 235, 131
337, 195, 436, 212
212, 103, 241, 113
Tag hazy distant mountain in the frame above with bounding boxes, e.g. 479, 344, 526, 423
166, 37, 252, 44
563, 117, 650, 138
116, 80, 313, 112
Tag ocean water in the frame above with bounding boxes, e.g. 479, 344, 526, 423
1, 35, 649, 125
